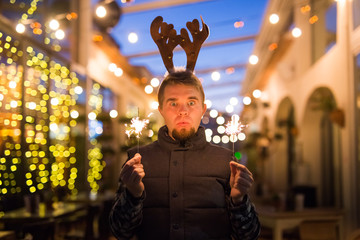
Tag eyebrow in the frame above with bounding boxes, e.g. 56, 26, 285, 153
165, 96, 199, 103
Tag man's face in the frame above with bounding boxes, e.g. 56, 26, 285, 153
159, 84, 207, 141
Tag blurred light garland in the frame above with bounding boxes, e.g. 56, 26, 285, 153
87, 83, 105, 195
0, 33, 24, 198
48, 60, 79, 196
0, 30, 80, 198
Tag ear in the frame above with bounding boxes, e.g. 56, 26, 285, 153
158, 105, 164, 117
202, 103, 207, 116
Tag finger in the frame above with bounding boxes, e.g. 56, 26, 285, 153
235, 176, 253, 188
134, 153, 141, 160
121, 167, 144, 183
240, 171, 254, 183
230, 161, 252, 175
230, 161, 243, 175
132, 163, 143, 169
129, 169, 145, 183
132, 171, 145, 183
121, 163, 144, 182
122, 163, 144, 177
122, 154, 142, 172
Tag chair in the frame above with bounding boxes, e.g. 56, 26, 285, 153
299, 220, 338, 240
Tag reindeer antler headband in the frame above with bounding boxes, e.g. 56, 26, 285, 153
150, 16, 209, 74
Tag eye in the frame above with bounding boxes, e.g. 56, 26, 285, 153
170, 102, 177, 107
188, 101, 195, 106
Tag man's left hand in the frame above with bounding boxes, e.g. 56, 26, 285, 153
229, 161, 254, 205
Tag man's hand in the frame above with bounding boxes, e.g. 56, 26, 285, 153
120, 153, 145, 198
229, 161, 254, 205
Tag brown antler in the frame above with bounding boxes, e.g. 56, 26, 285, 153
179, 16, 209, 72
150, 16, 180, 73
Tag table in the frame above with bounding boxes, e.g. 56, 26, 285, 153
0, 202, 86, 222
257, 206, 345, 240
0, 202, 87, 238
0, 231, 15, 240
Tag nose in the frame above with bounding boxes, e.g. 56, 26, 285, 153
178, 104, 188, 116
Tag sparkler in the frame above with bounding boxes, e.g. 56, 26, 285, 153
225, 114, 246, 159
125, 110, 151, 153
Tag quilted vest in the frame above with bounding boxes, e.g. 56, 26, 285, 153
128, 126, 233, 240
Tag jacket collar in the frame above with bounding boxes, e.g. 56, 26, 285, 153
158, 125, 207, 151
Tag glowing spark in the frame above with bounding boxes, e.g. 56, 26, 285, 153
225, 115, 246, 137
125, 117, 150, 139
225, 115, 246, 160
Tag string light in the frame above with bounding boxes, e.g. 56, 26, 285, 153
234, 21, 244, 28
229, 97, 238, 106
269, 14, 280, 24
253, 89, 262, 98
144, 85, 153, 94
49, 19, 60, 30
309, 15, 319, 24
209, 109, 218, 118
249, 55, 259, 65
128, 32, 138, 44
96, 6, 107, 18
268, 43, 278, 51
211, 71, 221, 81
225, 105, 234, 113
243, 96, 252, 105
109, 109, 118, 118
205, 99, 212, 108
150, 78, 160, 87
15, 24, 26, 34
292, 27, 302, 38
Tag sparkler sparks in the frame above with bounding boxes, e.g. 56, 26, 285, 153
125, 117, 150, 139
125, 111, 152, 153
225, 115, 246, 159
225, 115, 246, 138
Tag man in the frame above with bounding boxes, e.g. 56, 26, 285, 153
109, 71, 260, 239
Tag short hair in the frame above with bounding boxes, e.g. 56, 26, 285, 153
157, 71, 205, 109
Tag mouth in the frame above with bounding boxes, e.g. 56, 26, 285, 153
176, 121, 190, 127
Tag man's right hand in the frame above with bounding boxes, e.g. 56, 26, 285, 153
120, 153, 145, 198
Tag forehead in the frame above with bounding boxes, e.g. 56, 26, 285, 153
163, 84, 202, 99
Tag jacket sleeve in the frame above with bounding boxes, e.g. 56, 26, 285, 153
109, 181, 145, 240
226, 194, 261, 240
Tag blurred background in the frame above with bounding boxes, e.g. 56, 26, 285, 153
0, 0, 359, 239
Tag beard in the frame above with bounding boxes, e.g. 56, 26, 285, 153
172, 127, 196, 143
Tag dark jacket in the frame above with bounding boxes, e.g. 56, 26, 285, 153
110, 126, 260, 240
